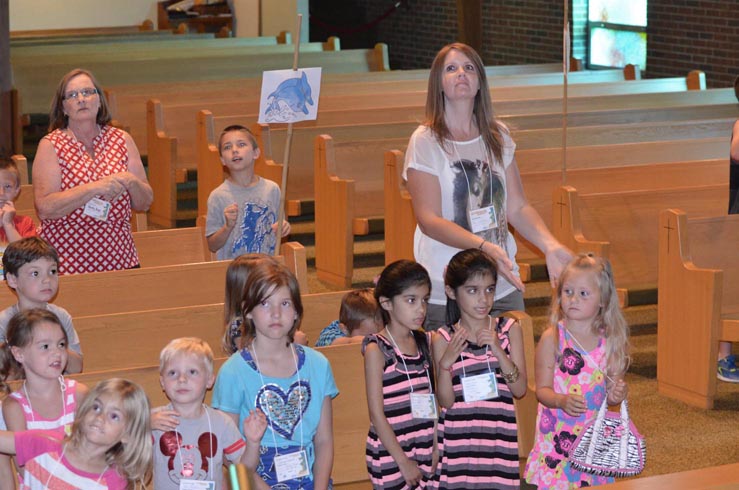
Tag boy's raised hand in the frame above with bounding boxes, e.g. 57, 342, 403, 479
243, 408, 267, 444
224, 203, 239, 229
150, 408, 180, 431
272, 219, 291, 237
0, 201, 16, 225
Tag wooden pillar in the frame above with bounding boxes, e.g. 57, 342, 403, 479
0, 0, 12, 156
456, 0, 482, 52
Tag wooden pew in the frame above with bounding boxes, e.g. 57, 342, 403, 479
74, 290, 346, 372
599, 462, 739, 488
383, 145, 729, 277
9, 30, 216, 47
657, 209, 739, 409
314, 129, 732, 288
13, 44, 389, 115
0, 260, 230, 315
10, 155, 29, 185
133, 226, 211, 267
9, 21, 155, 38
213, 99, 735, 213
0, 242, 307, 314
113, 66, 658, 153
550, 184, 728, 299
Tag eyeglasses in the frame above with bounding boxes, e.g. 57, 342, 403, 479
63, 88, 98, 100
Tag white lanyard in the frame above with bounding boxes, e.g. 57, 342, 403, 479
23, 375, 68, 434
174, 404, 214, 481
251, 342, 304, 454
45, 443, 108, 488
458, 317, 495, 379
384, 329, 433, 393
564, 327, 614, 384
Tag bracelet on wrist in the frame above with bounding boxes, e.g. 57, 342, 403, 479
500, 363, 520, 384
478, 238, 486, 250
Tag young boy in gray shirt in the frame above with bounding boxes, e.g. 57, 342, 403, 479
206, 125, 291, 259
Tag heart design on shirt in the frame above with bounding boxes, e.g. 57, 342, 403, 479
257, 381, 311, 439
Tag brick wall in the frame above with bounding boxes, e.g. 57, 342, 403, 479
647, 0, 738, 87
322, 0, 737, 88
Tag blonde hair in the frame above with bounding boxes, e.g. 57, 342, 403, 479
550, 253, 630, 376
160, 337, 214, 378
222, 254, 280, 354
425, 43, 507, 164
67, 378, 152, 484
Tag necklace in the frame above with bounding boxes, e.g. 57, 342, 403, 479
23, 376, 69, 434
45, 443, 108, 488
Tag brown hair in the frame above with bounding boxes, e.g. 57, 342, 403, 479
425, 43, 506, 164
241, 261, 303, 347
218, 124, 259, 156
0, 308, 66, 392
48, 68, 112, 132
222, 254, 280, 353
0, 157, 20, 187
339, 288, 381, 334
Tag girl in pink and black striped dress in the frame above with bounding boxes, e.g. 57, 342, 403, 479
363, 260, 438, 490
432, 249, 527, 489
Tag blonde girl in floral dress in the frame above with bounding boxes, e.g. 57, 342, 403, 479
525, 254, 630, 488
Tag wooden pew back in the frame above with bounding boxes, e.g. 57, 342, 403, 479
657, 209, 739, 409
74, 290, 346, 373
0, 261, 230, 315
552, 184, 728, 292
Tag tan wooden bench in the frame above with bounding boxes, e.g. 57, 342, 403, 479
73, 289, 345, 372
599, 462, 739, 488
13, 43, 388, 115
192, 110, 733, 230
314, 122, 732, 288
110, 66, 660, 153
657, 209, 739, 409
9, 30, 216, 47
384, 143, 730, 277
0, 241, 308, 313
550, 184, 728, 300
9, 21, 155, 38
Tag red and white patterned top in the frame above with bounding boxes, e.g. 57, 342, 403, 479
39, 126, 139, 274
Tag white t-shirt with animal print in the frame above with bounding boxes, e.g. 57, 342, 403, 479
403, 124, 519, 305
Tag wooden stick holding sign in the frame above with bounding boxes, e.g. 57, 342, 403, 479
257, 14, 322, 257
561, 0, 570, 184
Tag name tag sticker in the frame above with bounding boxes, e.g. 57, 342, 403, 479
469, 205, 497, 233
274, 449, 310, 482
410, 393, 438, 420
179, 480, 215, 490
461, 372, 498, 402
83, 197, 111, 221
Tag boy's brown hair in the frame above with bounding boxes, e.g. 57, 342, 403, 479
0, 157, 21, 187
217, 125, 259, 156
339, 288, 381, 334
2, 237, 59, 280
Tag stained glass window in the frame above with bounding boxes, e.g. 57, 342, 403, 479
588, 0, 648, 69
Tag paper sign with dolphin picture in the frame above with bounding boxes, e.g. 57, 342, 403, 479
258, 68, 322, 124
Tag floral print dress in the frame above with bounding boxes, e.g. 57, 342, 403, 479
524, 322, 614, 488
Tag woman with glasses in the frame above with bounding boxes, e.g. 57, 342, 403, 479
32, 69, 153, 274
